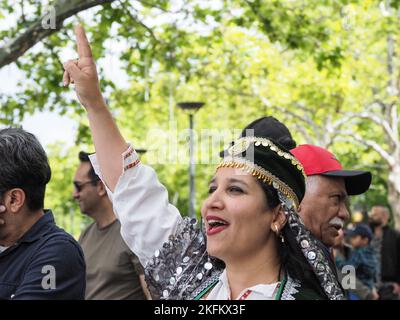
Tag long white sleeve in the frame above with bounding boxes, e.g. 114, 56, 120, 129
89, 146, 183, 266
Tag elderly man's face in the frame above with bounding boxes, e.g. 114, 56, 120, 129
298, 175, 349, 247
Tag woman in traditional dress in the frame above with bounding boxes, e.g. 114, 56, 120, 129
63, 26, 344, 300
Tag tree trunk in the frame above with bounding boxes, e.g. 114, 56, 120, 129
388, 168, 400, 229
0, 0, 117, 69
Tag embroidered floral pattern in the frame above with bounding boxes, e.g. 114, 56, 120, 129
122, 145, 140, 172
145, 218, 223, 300
281, 275, 301, 300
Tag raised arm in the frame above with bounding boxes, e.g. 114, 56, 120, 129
63, 25, 125, 191
63, 25, 182, 265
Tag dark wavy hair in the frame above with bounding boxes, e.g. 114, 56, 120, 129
78, 151, 99, 184
0, 128, 51, 211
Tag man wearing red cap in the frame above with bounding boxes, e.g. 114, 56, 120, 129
291, 144, 372, 248
291, 145, 373, 299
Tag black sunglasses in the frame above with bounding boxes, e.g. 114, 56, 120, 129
73, 179, 99, 192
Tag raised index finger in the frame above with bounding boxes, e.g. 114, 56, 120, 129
75, 25, 92, 58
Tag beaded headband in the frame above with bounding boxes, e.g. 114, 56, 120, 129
217, 136, 306, 209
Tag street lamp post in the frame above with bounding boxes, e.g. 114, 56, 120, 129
177, 102, 205, 218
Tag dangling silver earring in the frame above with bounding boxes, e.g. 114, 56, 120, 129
274, 224, 284, 243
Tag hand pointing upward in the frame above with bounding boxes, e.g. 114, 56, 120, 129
63, 25, 105, 109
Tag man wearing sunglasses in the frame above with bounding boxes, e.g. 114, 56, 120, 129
73, 151, 151, 300
0, 128, 85, 300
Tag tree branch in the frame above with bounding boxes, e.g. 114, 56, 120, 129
258, 96, 322, 136
0, 0, 117, 69
292, 102, 315, 114
293, 122, 316, 145
323, 114, 335, 148
336, 132, 395, 167
20, 0, 26, 24
331, 115, 353, 132
119, 0, 158, 43
342, 111, 397, 145
216, 85, 253, 98
43, 40, 64, 71
139, 0, 171, 13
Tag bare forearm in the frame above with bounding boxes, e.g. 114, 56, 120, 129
63, 25, 129, 191
85, 99, 128, 191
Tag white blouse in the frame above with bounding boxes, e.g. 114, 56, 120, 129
89, 145, 182, 267
206, 270, 281, 300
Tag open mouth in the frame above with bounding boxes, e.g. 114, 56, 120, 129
206, 216, 230, 236
332, 224, 341, 230
330, 223, 343, 231
328, 217, 344, 231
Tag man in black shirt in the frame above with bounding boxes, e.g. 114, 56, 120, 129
0, 128, 85, 299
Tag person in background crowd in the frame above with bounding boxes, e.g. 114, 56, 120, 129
0, 128, 85, 300
74, 151, 151, 300
290, 144, 372, 294
332, 229, 379, 300
369, 205, 400, 299
335, 224, 378, 299
291, 145, 372, 248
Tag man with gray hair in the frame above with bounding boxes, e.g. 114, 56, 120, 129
291, 144, 374, 299
291, 144, 372, 247
0, 127, 85, 299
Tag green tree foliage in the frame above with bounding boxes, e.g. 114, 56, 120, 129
1, 0, 400, 233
